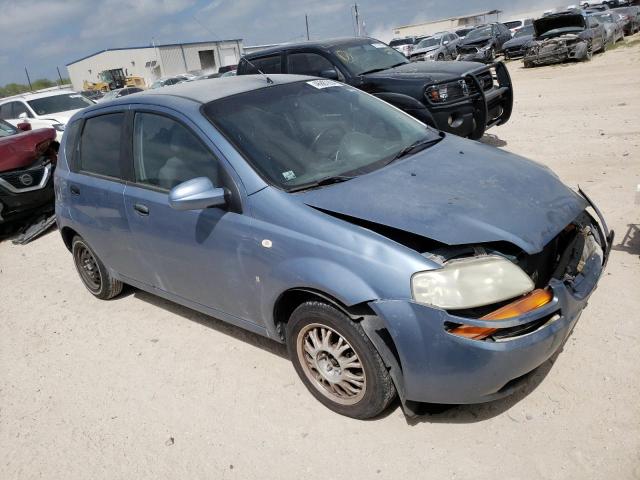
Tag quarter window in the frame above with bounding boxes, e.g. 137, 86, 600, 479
287, 53, 339, 78
79, 113, 124, 178
133, 113, 219, 190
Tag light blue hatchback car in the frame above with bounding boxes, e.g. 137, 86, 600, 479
55, 75, 612, 419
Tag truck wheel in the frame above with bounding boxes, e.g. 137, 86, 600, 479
437, 53, 444, 61
286, 301, 396, 419
72, 236, 123, 300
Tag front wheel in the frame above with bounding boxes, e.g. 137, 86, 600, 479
286, 301, 396, 419
437, 53, 444, 61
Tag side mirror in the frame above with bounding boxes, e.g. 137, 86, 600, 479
18, 112, 29, 120
319, 69, 339, 81
17, 122, 32, 132
168, 177, 226, 211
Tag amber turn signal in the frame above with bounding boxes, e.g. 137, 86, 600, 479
450, 289, 554, 340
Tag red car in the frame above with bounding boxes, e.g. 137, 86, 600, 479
0, 119, 57, 223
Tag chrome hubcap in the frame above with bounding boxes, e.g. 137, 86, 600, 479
296, 323, 366, 405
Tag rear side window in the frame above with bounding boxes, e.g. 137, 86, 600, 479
63, 120, 81, 167
79, 113, 124, 178
240, 55, 281, 74
0, 103, 12, 120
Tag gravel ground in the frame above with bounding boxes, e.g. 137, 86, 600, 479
1, 39, 639, 480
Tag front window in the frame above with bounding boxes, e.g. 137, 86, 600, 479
203, 80, 439, 191
28, 93, 93, 116
0, 119, 17, 137
465, 26, 494, 40
417, 37, 442, 48
331, 41, 408, 76
503, 20, 523, 29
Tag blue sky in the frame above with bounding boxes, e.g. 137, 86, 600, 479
0, 0, 555, 85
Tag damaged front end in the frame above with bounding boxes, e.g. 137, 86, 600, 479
365, 197, 612, 410
524, 34, 589, 66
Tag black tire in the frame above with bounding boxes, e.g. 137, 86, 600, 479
437, 53, 444, 61
286, 301, 396, 419
523, 60, 533, 68
72, 235, 123, 300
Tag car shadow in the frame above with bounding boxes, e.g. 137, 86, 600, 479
401, 351, 559, 426
612, 224, 640, 255
479, 133, 507, 148
130, 288, 288, 360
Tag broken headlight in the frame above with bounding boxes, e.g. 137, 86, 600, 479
411, 255, 535, 309
424, 80, 469, 103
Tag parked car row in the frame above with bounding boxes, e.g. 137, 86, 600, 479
388, 3, 639, 67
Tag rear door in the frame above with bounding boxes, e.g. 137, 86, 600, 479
121, 106, 260, 322
65, 109, 143, 279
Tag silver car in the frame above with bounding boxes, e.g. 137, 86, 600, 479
408, 32, 460, 61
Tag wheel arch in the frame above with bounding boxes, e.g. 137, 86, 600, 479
60, 225, 79, 252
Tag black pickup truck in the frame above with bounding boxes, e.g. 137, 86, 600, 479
237, 37, 513, 139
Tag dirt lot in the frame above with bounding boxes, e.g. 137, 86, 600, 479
1, 40, 639, 480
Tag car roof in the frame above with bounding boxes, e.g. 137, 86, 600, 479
82, 74, 313, 110
243, 37, 379, 58
0, 89, 76, 103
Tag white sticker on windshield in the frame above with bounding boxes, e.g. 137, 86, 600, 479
282, 170, 296, 181
306, 79, 343, 89
371, 42, 386, 48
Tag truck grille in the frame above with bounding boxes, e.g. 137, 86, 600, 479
465, 68, 495, 94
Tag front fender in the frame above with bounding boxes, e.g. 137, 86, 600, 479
261, 257, 380, 336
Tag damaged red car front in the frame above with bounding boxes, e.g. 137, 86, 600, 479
0, 119, 57, 223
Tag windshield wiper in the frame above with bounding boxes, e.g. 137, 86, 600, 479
288, 175, 354, 192
387, 135, 444, 164
358, 62, 407, 76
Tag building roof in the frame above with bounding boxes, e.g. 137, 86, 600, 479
85, 74, 311, 108
394, 10, 503, 30
66, 39, 243, 67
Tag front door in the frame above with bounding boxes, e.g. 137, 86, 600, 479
122, 109, 260, 323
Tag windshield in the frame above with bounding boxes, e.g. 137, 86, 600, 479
330, 41, 408, 76
515, 25, 535, 37
503, 21, 522, 29
101, 90, 120, 100
465, 26, 493, 39
417, 37, 441, 48
0, 119, 17, 138
203, 81, 438, 191
389, 38, 413, 46
27, 93, 93, 115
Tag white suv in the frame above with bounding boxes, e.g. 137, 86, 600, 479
0, 90, 94, 141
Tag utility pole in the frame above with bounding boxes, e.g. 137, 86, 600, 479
305, 14, 310, 40
24, 67, 33, 91
354, 3, 360, 36
56, 66, 64, 87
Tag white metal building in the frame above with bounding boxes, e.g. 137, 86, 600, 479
66, 39, 243, 91
392, 10, 502, 38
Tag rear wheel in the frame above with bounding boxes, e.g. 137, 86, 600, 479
286, 301, 396, 419
72, 236, 123, 300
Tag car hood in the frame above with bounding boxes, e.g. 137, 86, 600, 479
459, 36, 493, 47
298, 136, 586, 255
364, 61, 485, 81
504, 35, 533, 48
0, 128, 56, 172
534, 14, 586, 38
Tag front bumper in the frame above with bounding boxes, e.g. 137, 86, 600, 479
524, 41, 588, 66
422, 62, 513, 139
367, 203, 612, 405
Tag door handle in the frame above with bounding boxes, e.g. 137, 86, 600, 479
70, 185, 80, 195
134, 203, 149, 215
